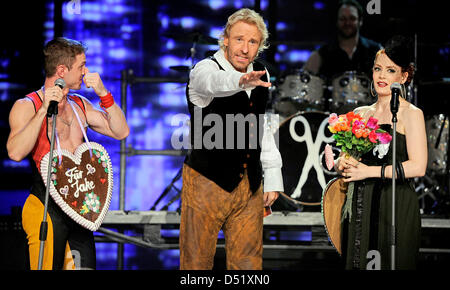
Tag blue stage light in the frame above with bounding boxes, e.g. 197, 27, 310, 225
209, 26, 222, 39
180, 16, 196, 29
314, 1, 326, 10
288, 50, 312, 62
276, 22, 288, 31
208, 0, 226, 10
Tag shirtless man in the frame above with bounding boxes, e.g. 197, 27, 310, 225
7, 37, 129, 270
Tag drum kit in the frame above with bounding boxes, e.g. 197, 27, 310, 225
270, 69, 450, 215
271, 69, 374, 119
273, 69, 325, 115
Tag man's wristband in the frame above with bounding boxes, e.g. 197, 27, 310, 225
99, 92, 114, 111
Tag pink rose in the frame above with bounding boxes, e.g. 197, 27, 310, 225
377, 132, 392, 144
366, 117, 379, 130
328, 113, 338, 126
352, 119, 364, 128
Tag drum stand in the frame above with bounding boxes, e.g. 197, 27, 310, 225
150, 167, 182, 211
417, 175, 439, 214
37, 105, 59, 270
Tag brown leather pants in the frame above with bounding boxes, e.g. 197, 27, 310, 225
179, 164, 263, 270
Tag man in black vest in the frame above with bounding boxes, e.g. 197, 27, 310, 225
179, 8, 284, 270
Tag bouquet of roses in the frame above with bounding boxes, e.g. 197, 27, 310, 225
328, 111, 392, 160
326, 111, 392, 221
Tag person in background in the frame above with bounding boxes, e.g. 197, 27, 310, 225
304, 0, 381, 80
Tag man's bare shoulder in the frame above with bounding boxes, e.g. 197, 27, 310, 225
11, 97, 36, 112
69, 93, 89, 102
69, 93, 96, 112
8, 97, 39, 127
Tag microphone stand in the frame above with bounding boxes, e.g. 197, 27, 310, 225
390, 103, 398, 271
37, 104, 58, 270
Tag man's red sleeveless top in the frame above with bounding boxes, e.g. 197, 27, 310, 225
25, 91, 87, 172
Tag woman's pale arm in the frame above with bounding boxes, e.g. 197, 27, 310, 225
394, 106, 427, 178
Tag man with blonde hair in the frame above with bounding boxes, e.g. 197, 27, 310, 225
218, 8, 269, 55
179, 8, 284, 270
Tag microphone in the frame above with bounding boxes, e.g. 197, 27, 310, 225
47, 78, 66, 117
390, 82, 401, 115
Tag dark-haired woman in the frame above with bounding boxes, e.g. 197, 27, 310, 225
335, 36, 427, 269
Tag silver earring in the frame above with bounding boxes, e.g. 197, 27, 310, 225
401, 83, 408, 100
370, 80, 377, 98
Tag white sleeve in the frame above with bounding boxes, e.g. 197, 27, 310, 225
188, 59, 245, 107
260, 113, 284, 193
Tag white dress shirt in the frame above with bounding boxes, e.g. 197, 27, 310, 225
188, 49, 284, 193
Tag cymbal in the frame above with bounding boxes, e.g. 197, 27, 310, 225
169, 65, 191, 72
163, 32, 218, 45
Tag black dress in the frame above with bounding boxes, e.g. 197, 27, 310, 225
342, 124, 421, 270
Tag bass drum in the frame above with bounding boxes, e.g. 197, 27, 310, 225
272, 111, 340, 212
330, 71, 374, 114
321, 177, 347, 255
425, 114, 449, 174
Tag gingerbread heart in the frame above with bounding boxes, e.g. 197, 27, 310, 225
40, 142, 113, 231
